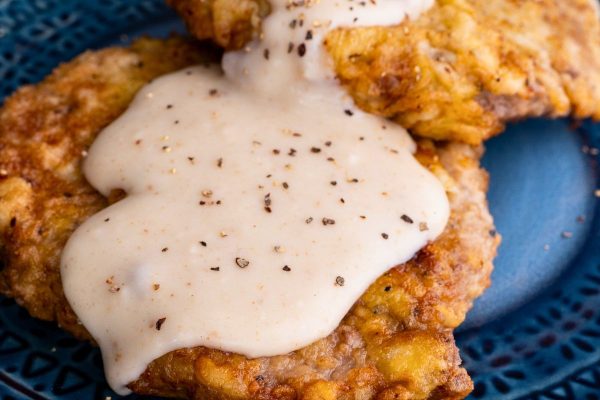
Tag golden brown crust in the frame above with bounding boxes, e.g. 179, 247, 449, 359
166, 0, 271, 49
167, 0, 600, 144
0, 38, 498, 399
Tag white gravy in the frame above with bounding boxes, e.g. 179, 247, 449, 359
61, 0, 444, 394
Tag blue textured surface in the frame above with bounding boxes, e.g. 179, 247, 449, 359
456, 120, 600, 399
461, 120, 597, 330
0, 1, 599, 399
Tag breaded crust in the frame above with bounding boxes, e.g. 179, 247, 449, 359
168, 0, 600, 144
0, 38, 499, 399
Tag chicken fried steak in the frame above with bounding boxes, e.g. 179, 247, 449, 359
168, 0, 600, 144
0, 38, 498, 399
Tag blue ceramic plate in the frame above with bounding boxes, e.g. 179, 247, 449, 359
0, 1, 599, 399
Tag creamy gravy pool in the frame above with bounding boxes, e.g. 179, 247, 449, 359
61, 0, 445, 394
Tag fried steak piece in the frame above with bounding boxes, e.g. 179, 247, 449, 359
0, 37, 499, 399
168, 0, 600, 144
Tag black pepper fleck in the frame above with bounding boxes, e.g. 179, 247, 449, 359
200, 241, 207, 247
305, 217, 313, 224
155, 317, 166, 330
335, 276, 345, 286
344, 109, 354, 116
384, 286, 392, 292
210, 267, 220, 271
161, 247, 168, 252
322, 218, 336, 226
236, 257, 250, 268
311, 147, 321, 153
282, 265, 291, 272
401, 214, 414, 224
381, 233, 389, 240
297, 43, 306, 57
